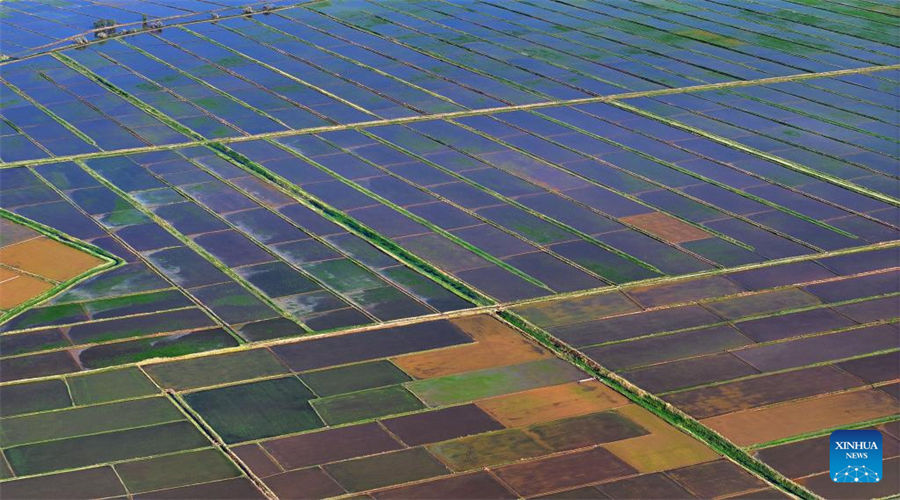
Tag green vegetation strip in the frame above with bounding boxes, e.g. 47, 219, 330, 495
0, 210, 121, 324
52, 52, 205, 142
2, 63, 897, 170
172, 148, 439, 320
1, 33, 895, 494
497, 309, 816, 499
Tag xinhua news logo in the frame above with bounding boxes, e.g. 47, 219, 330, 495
830, 429, 882, 483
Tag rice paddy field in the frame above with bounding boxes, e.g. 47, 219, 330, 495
0, 0, 897, 498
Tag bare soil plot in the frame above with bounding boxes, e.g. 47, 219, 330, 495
0, 219, 110, 313
0, 237, 105, 282
620, 212, 713, 243
392, 315, 550, 378
0, 273, 53, 310
702, 389, 899, 447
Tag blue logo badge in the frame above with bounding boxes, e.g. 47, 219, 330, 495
830, 429, 882, 483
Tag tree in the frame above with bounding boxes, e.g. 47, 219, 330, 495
92, 18, 117, 38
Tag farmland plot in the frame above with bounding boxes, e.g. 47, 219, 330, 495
514, 245, 900, 498
0, 315, 781, 498
0, 0, 897, 497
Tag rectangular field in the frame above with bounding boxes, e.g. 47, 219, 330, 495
1, 0, 897, 497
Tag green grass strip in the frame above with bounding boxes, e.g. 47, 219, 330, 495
45, 50, 491, 317
168, 148, 437, 320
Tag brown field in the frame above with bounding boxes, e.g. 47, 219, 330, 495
0, 237, 105, 281
0, 267, 18, 281
626, 276, 744, 308
0, 271, 54, 309
512, 291, 639, 328
476, 380, 629, 427
603, 404, 719, 472
392, 315, 549, 378
702, 389, 900, 446
620, 212, 712, 243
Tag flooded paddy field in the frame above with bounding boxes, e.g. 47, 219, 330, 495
0, 0, 897, 498
2, 0, 898, 161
